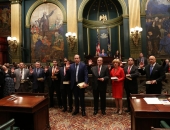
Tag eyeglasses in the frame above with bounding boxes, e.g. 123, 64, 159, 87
64, 61, 67, 62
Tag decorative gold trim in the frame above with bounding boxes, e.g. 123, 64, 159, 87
83, 16, 123, 29
78, 0, 90, 22
118, 0, 128, 15
141, 0, 147, 15
78, 0, 127, 22
122, 15, 129, 18
10, 0, 22, 4
25, 0, 66, 28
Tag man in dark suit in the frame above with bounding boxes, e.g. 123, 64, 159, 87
29, 61, 45, 93
137, 53, 148, 67
70, 54, 88, 116
45, 59, 62, 108
139, 55, 165, 94
0, 65, 5, 99
124, 57, 139, 112
91, 57, 109, 115
60, 59, 73, 112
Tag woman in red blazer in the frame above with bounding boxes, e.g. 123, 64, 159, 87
110, 59, 125, 115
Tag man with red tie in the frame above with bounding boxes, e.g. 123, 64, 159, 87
45, 59, 62, 108
59, 59, 73, 112
91, 57, 109, 115
124, 57, 139, 112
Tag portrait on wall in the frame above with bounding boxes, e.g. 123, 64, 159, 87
146, 0, 170, 57
30, 3, 64, 63
0, 2, 11, 37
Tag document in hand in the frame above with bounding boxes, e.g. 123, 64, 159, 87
111, 77, 118, 80
77, 82, 88, 89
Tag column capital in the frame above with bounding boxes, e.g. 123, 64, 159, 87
10, 0, 22, 4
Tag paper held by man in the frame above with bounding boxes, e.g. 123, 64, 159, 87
77, 82, 89, 89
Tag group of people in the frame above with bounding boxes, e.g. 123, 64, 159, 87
0, 53, 168, 117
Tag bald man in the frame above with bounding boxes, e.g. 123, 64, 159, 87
69, 54, 88, 116
139, 56, 165, 94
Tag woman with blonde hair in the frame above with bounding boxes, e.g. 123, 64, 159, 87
110, 59, 125, 115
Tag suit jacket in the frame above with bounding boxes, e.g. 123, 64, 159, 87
59, 66, 71, 89
140, 63, 165, 89
0, 69, 5, 87
70, 62, 88, 89
45, 66, 60, 86
137, 57, 148, 66
29, 68, 45, 89
124, 65, 139, 89
91, 65, 109, 90
14, 68, 29, 89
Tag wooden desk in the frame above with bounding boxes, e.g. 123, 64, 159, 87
0, 93, 50, 130
130, 94, 170, 130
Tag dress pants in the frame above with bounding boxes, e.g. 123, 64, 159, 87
93, 88, 106, 111
125, 86, 138, 110
61, 84, 73, 110
49, 80, 62, 107
73, 82, 85, 111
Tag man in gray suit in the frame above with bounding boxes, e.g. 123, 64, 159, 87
13, 62, 30, 92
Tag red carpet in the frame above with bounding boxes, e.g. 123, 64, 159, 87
49, 107, 131, 130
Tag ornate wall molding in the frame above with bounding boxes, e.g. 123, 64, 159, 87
25, 0, 66, 28
10, 0, 22, 4
141, 0, 147, 15
83, 16, 123, 29
78, 0, 128, 22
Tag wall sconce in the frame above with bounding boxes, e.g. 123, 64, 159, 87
7, 36, 18, 53
130, 27, 143, 46
65, 32, 77, 50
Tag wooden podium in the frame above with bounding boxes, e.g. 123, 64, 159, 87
130, 94, 170, 130
0, 93, 50, 130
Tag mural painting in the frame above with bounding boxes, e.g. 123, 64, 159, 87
30, 3, 64, 63
0, 2, 11, 37
146, 0, 170, 57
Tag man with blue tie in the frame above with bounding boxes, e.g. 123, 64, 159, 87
70, 54, 88, 116
139, 56, 165, 94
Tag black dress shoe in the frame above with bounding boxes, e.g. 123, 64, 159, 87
93, 111, 98, 115
62, 109, 67, 112
68, 108, 73, 113
72, 111, 79, 115
125, 109, 130, 113
102, 111, 106, 115
82, 111, 86, 116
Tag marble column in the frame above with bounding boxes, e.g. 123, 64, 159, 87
10, 0, 22, 62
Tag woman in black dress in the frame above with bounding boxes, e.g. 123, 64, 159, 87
2, 65, 15, 97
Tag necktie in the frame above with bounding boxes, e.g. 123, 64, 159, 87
36, 68, 39, 76
21, 69, 23, 79
127, 66, 130, 74
75, 64, 78, 82
98, 65, 100, 75
150, 65, 153, 75
64, 66, 66, 76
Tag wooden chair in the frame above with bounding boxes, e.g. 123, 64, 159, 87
0, 119, 20, 130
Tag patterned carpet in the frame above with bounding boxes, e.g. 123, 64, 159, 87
49, 107, 131, 130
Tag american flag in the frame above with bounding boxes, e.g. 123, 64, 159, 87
107, 29, 111, 57
96, 30, 100, 56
